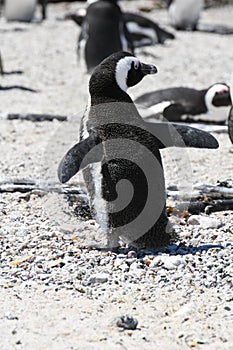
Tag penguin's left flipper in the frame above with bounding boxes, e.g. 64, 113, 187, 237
163, 103, 186, 121
145, 121, 219, 149
58, 134, 103, 183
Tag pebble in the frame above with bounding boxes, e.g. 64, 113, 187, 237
88, 273, 109, 285
188, 215, 222, 229
0, 192, 232, 298
114, 315, 138, 330
163, 256, 185, 270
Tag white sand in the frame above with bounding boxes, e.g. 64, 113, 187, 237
0, 2, 233, 349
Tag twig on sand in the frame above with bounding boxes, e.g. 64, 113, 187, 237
0, 179, 82, 195
0, 113, 67, 122
1, 179, 233, 215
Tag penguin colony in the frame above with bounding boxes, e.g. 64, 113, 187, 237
58, 52, 219, 249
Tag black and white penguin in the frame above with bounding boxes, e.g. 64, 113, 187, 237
135, 83, 232, 123
123, 12, 175, 47
67, 0, 174, 52
78, 0, 133, 73
166, 0, 203, 31
58, 51, 218, 249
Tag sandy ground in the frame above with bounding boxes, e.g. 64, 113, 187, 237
0, 1, 233, 349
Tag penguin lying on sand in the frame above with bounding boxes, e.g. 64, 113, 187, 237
123, 12, 175, 47
135, 84, 232, 123
69, 8, 175, 47
58, 51, 218, 249
78, 0, 133, 73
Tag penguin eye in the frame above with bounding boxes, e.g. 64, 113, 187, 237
133, 61, 140, 70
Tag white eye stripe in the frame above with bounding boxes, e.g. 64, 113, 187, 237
115, 56, 140, 91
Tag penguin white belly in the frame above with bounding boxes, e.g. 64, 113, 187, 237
88, 163, 109, 233
5, 0, 37, 22
80, 102, 109, 233
126, 22, 158, 44
169, 0, 203, 29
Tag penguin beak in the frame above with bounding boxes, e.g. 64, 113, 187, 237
140, 63, 158, 75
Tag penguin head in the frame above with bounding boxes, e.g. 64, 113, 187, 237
205, 83, 231, 110
89, 51, 157, 99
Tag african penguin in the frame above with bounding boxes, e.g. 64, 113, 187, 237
123, 12, 175, 47
135, 83, 232, 123
67, 1, 174, 51
167, 0, 203, 31
58, 51, 219, 250
78, 0, 133, 73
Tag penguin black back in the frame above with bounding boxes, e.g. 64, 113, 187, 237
58, 51, 219, 249
79, 1, 133, 72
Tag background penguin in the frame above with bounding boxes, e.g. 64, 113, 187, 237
166, 0, 203, 31
66, 0, 174, 52
135, 83, 232, 123
122, 12, 175, 47
58, 51, 218, 250
78, 0, 133, 73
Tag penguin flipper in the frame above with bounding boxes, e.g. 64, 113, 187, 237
145, 121, 219, 149
58, 134, 102, 183
163, 103, 186, 121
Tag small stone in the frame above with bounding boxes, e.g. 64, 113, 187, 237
127, 251, 137, 258
175, 303, 197, 317
188, 215, 222, 229
163, 256, 185, 270
88, 273, 109, 285
114, 314, 138, 330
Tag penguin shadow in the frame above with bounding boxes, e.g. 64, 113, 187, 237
176, 24, 233, 35
196, 24, 233, 35
65, 194, 224, 256
66, 193, 92, 221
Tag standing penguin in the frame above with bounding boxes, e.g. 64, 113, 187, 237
78, 0, 133, 73
58, 51, 218, 249
166, 0, 203, 31
135, 83, 232, 123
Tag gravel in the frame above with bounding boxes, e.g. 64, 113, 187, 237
0, 1, 233, 349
